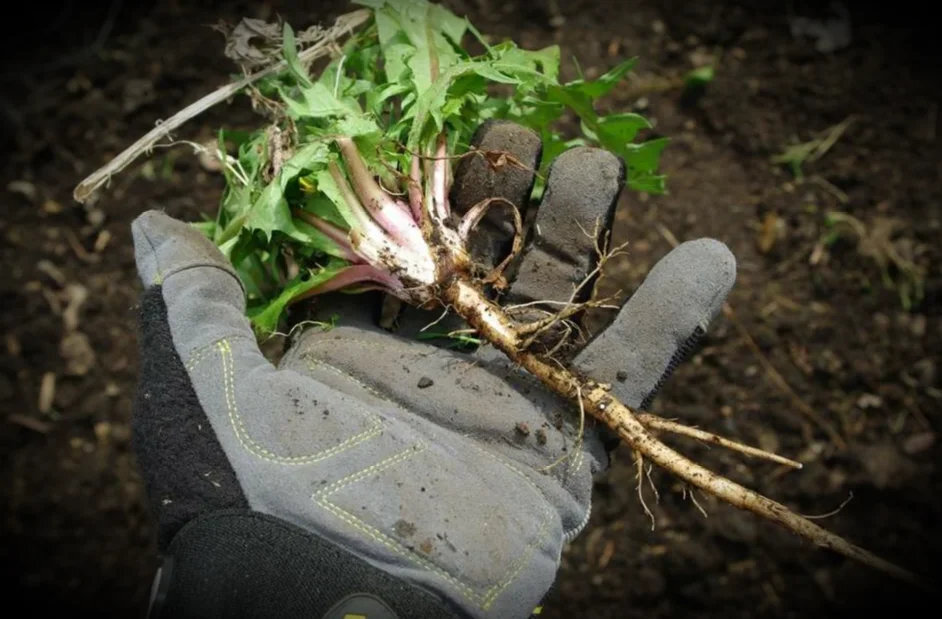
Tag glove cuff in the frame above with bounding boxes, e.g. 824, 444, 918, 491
147, 509, 467, 619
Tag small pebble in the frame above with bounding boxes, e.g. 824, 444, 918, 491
417, 377, 434, 389
616, 370, 628, 382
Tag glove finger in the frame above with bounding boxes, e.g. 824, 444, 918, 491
503, 146, 624, 306
132, 209, 263, 362
450, 119, 542, 265
572, 238, 737, 409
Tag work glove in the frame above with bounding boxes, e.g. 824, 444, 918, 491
131, 120, 736, 619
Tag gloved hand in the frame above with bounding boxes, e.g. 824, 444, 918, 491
131, 120, 736, 619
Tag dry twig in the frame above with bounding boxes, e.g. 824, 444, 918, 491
72, 9, 370, 204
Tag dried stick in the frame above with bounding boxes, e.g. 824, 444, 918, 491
72, 9, 370, 204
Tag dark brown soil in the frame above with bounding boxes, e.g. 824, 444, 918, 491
2, 1, 939, 616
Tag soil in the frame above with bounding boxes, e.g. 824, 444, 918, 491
2, 0, 939, 616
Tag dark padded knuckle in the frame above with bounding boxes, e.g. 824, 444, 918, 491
451, 121, 542, 215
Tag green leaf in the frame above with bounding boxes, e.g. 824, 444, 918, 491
248, 260, 348, 333
210, 0, 666, 320
623, 138, 669, 194
245, 142, 331, 241
282, 23, 313, 89
566, 57, 637, 99
595, 113, 652, 150
335, 114, 381, 138
623, 137, 668, 174
684, 65, 714, 89
544, 83, 597, 127
312, 166, 363, 232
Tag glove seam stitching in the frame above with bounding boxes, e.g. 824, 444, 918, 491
215, 339, 383, 465
305, 337, 590, 481
304, 355, 557, 611
303, 337, 591, 518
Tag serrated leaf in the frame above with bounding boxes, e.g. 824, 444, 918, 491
313, 166, 361, 232
623, 137, 669, 174
544, 83, 596, 126
335, 114, 381, 138
623, 138, 669, 194
212, 0, 666, 317
301, 81, 359, 117
566, 57, 636, 99
595, 113, 651, 150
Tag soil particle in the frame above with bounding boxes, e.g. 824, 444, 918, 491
393, 519, 416, 538
417, 376, 434, 389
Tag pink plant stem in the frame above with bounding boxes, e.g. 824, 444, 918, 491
335, 137, 426, 250
327, 161, 383, 238
292, 209, 363, 263
291, 264, 403, 303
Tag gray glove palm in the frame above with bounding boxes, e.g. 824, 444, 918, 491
131, 121, 735, 619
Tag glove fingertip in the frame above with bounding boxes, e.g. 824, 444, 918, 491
572, 237, 737, 409
131, 209, 242, 293
676, 238, 737, 327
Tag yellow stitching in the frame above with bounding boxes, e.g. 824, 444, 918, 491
566, 442, 586, 479
316, 443, 425, 495
185, 347, 211, 371
217, 339, 382, 465
467, 443, 554, 607
305, 339, 556, 609
184, 335, 253, 371
305, 340, 586, 484
314, 443, 481, 604
305, 356, 406, 405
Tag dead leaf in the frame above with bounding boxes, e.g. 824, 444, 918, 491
38, 372, 56, 413
37, 260, 67, 286
62, 284, 88, 333
42, 199, 63, 214
5, 334, 21, 356
7, 180, 37, 202
757, 211, 782, 254
902, 432, 934, 455
856, 393, 883, 409
93, 230, 112, 253
224, 18, 284, 68
61, 332, 95, 376
598, 539, 615, 569
9, 414, 51, 434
